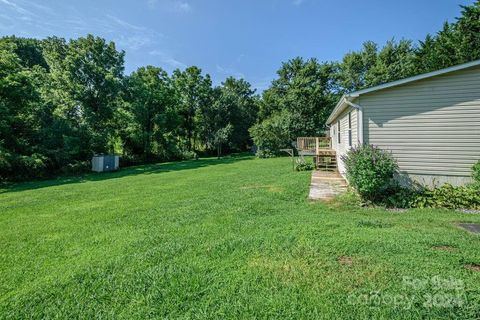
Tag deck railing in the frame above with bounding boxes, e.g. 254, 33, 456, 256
296, 137, 331, 154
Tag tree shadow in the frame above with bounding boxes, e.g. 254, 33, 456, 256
0, 154, 254, 194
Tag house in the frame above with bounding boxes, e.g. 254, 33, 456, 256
326, 59, 480, 186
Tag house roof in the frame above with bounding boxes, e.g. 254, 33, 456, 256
326, 59, 480, 124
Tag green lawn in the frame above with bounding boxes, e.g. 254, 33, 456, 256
1, 155, 479, 319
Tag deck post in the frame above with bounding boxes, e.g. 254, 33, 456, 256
315, 137, 319, 155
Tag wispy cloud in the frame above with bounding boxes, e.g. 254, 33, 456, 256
216, 64, 245, 79
147, 0, 192, 13
106, 14, 146, 32
97, 14, 164, 51
292, 0, 304, 6
150, 50, 187, 69
175, 2, 192, 12
0, 0, 34, 16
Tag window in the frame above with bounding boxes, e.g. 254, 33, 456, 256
348, 112, 352, 147
337, 120, 341, 144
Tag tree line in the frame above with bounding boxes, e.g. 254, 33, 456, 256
1, 1, 479, 180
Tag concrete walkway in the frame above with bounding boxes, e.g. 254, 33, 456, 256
308, 171, 348, 201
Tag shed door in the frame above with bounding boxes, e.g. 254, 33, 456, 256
103, 156, 115, 171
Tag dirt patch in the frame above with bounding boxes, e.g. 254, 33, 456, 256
465, 264, 480, 272
432, 245, 458, 252
386, 208, 408, 213
337, 256, 354, 266
357, 220, 393, 228
240, 184, 284, 193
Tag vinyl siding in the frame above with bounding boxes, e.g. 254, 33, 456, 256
361, 65, 480, 185
330, 106, 358, 176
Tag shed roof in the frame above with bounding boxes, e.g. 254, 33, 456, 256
326, 59, 480, 124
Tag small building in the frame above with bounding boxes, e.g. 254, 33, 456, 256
325, 59, 480, 186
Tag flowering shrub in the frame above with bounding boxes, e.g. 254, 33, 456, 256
342, 145, 398, 201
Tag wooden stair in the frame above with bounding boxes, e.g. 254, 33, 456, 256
315, 152, 337, 172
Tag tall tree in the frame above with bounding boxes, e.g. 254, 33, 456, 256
260, 57, 339, 136
45, 35, 125, 155
0, 40, 48, 178
199, 77, 258, 152
124, 66, 177, 160
172, 66, 212, 152
338, 41, 377, 92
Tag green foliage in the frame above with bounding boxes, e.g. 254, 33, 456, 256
0, 34, 257, 180
294, 157, 314, 171
258, 58, 339, 140
172, 66, 213, 152
342, 145, 398, 201
123, 66, 177, 161
381, 183, 480, 210
249, 111, 292, 157
472, 160, 480, 184
198, 77, 258, 156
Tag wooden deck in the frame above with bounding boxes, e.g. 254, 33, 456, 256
296, 137, 337, 172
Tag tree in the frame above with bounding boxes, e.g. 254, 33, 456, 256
456, 1, 480, 62
0, 40, 48, 179
124, 66, 177, 160
199, 77, 258, 153
249, 111, 293, 157
46, 35, 125, 155
258, 57, 339, 140
173, 66, 213, 152
415, 1, 480, 73
213, 123, 233, 157
338, 41, 377, 92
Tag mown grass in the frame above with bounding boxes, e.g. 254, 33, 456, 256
0, 155, 479, 319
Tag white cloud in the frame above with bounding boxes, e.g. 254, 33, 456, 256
0, 0, 33, 15
117, 35, 153, 50
148, 0, 192, 13
106, 14, 146, 32
216, 64, 244, 79
100, 15, 164, 51
150, 50, 187, 69
175, 2, 192, 12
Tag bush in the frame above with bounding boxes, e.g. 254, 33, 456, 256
255, 149, 276, 158
381, 183, 480, 210
294, 157, 314, 171
342, 145, 398, 201
249, 111, 292, 157
473, 160, 480, 184
180, 150, 198, 160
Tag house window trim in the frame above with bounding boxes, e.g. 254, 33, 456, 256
348, 112, 352, 147
337, 120, 341, 144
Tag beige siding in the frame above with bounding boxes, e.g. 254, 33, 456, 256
330, 106, 358, 175
361, 65, 480, 185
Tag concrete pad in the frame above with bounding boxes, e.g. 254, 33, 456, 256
308, 171, 347, 201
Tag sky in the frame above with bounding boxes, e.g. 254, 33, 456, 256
0, 0, 475, 91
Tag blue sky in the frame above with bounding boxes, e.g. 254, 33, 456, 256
0, 0, 475, 91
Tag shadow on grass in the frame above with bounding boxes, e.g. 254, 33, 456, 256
0, 154, 254, 194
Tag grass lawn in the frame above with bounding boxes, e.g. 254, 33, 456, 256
1, 155, 479, 319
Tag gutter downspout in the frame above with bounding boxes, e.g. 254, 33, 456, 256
343, 98, 364, 145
